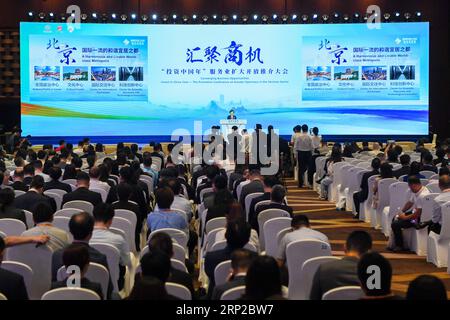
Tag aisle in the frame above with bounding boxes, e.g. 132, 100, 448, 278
285, 178, 450, 297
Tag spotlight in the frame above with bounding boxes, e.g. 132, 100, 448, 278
182, 15, 189, 23
212, 14, 217, 20
92, 12, 98, 19
292, 14, 297, 21
343, 14, 349, 22
261, 15, 269, 23
404, 12, 411, 20
232, 14, 237, 21
416, 11, 422, 17
172, 14, 177, 20
131, 13, 137, 20
38, 12, 46, 20
301, 14, 308, 22
272, 14, 278, 20
241, 15, 249, 23
111, 13, 117, 20
162, 15, 169, 23
281, 14, 289, 23
152, 14, 157, 21
253, 14, 258, 21
322, 14, 329, 22
333, 12, 339, 18
141, 14, 148, 22
353, 13, 360, 20
312, 13, 318, 20
363, 13, 369, 21
221, 15, 228, 23
28, 11, 34, 17
383, 13, 391, 21
202, 15, 208, 23
192, 14, 197, 20
49, 12, 54, 18
120, 14, 128, 22
81, 13, 88, 21
395, 12, 400, 17
60, 14, 67, 22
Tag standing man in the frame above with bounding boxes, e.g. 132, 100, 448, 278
294, 124, 313, 188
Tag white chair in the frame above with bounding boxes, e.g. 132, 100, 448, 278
420, 178, 429, 186
199, 187, 214, 203
165, 282, 191, 300
54, 208, 84, 218
330, 162, 348, 202
220, 285, 245, 300
244, 192, 264, 221
90, 242, 120, 293
406, 193, 440, 256
420, 170, 437, 179
203, 227, 226, 255
381, 182, 409, 236
6, 243, 53, 299
111, 217, 136, 253
263, 217, 292, 257
210, 240, 257, 253
372, 178, 397, 229
335, 164, 353, 209
429, 174, 439, 180
114, 209, 137, 237
0, 293, 6, 300
345, 168, 367, 212
322, 286, 363, 300
254, 200, 270, 212
171, 258, 188, 273
214, 260, 231, 286
62, 179, 77, 186
205, 217, 227, 234
43, 192, 63, 210
56, 262, 109, 299
258, 208, 291, 251
427, 201, 450, 267
289, 256, 340, 300
276, 228, 291, 248
360, 175, 379, 222
286, 240, 332, 296
0, 218, 27, 236
63, 200, 94, 214
1, 261, 34, 298
90, 188, 108, 202
14, 190, 26, 198
52, 216, 73, 242
41, 288, 100, 300
426, 182, 441, 194
23, 210, 34, 228
151, 157, 162, 171
148, 228, 188, 249
139, 175, 154, 193
44, 189, 67, 198
236, 180, 251, 202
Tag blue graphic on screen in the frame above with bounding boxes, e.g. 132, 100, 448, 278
20, 22, 429, 137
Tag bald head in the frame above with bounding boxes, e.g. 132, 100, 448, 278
439, 175, 450, 191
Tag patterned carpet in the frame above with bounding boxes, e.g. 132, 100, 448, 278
285, 178, 450, 298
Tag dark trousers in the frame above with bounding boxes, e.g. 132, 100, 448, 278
430, 222, 441, 234
391, 217, 415, 248
297, 151, 312, 187
308, 154, 320, 186
353, 191, 367, 215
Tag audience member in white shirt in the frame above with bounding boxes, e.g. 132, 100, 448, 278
89, 166, 111, 194
276, 215, 329, 266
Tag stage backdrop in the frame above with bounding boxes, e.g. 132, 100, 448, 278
20, 22, 429, 138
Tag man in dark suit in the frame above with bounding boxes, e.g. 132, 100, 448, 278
239, 167, 264, 211
353, 158, 381, 219
22, 163, 35, 187
10, 168, 28, 192
211, 248, 257, 300
203, 175, 228, 210
247, 175, 280, 226
252, 185, 293, 231
147, 232, 196, 298
393, 154, 411, 178
14, 175, 56, 213
422, 152, 438, 173
44, 166, 72, 193
51, 243, 103, 299
62, 172, 102, 207
205, 220, 251, 299
51, 212, 112, 299
227, 109, 237, 120
227, 126, 241, 162
0, 236, 29, 300
196, 165, 220, 204
310, 230, 372, 300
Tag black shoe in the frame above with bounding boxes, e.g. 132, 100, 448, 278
353, 214, 360, 219
415, 222, 429, 230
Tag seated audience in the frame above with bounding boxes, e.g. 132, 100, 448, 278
421, 152, 438, 173
0, 188, 26, 225
147, 187, 187, 233
242, 256, 284, 300
252, 185, 293, 231
310, 231, 373, 300
401, 161, 425, 182
127, 276, 173, 300
51, 243, 103, 299
203, 174, 228, 210
62, 171, 102, 207
247, 175, 280, 225
420, 175, 450, 234
393, 154, 411, 178
44, 166, 72, 193
406, 275, 447, 300
389, 176, 430, 252
22, 163, 35, 186
319, 148, 343, 200
0, 236, 29, 300
11, 168, 28, 192
358, 252, 400, 300
21, 203, 70, 251
277, 215, 329, 266
159, 178, 192, 221
211, 248, 257, 300
372, 163, 394, 209
353, 158, 381, 218
89, 166, 111, 194
14, 175, 56, 213
205, 186, 234, 225
239, 168, 264, 210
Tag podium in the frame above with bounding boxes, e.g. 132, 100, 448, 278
220, 119, 247, 141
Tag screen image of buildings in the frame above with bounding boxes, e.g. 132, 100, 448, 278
390, 65, 416, 80
306, 66, 331, 81
119, 67, 144, 81
334, 66, 359, 80
362, 66, 387, 80
33, 66, 60, 81
63, 66, 89, 81
91, 67, 116, 81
